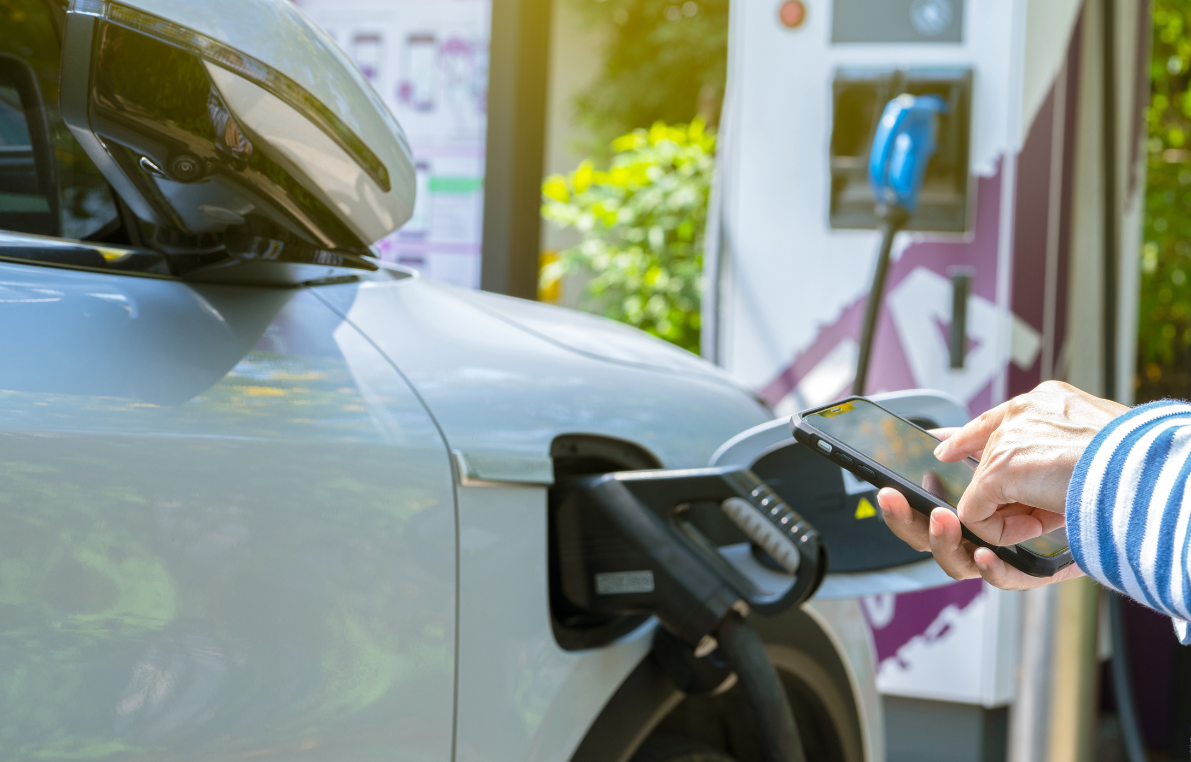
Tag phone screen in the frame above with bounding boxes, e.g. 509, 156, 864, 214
806, 399, 1069, 559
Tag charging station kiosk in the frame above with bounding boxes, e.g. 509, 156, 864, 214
705, 0, 1151, 758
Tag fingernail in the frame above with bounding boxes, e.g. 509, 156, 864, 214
933, 442, 946, 458
929, 514, 941, 537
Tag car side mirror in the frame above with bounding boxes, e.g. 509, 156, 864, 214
58, 1, 416, 282
0, 53, 60, 237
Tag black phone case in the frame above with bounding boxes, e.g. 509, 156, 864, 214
791, 397, 1073, 578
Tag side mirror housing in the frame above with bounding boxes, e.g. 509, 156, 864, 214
58, 0, 417, 280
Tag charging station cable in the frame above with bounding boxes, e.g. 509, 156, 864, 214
716, 613, 807, 762
853, 94, 947, 395
853, 205, 907, 396
555, 466, 826, 762
1109, 591, 1147, 762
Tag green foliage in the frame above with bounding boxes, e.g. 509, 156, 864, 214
541, 120, 714, 353
567, 0, 729, 152
1139, 0, 1191, 398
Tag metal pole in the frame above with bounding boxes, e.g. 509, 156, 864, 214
480, 0, 553, 298
1007, 586, 1058, 762
1101, 0, 1119, 401
1046, 578, 1101, 762
1099, 4, 1147, 759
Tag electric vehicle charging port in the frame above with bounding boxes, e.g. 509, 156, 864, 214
548, 434, 663, 651
549, 456, 829, 762
552, 466, 825, 641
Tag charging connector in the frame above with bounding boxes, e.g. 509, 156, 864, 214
553, 465, 825, 761
555, 466, 824, 647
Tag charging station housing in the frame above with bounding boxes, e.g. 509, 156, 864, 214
704, 0, 1151, 758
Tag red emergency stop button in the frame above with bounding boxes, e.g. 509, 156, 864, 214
778, 0, 806, 28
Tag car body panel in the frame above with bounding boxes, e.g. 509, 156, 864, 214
0, 245, 885, 762
0, 262, 456, 760
2, 0, 884, 754
315, 276, 775, 762
452, 483, 657, 762
462, 286, 742, 383
315, 277, 770, 468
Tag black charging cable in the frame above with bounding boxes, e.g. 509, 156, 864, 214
556, 467, 824, 762
1109, 592, 1148, 762
715, 613, 807, 762
853, 205, 909, 396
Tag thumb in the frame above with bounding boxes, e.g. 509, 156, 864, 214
935, 402, 1008, 462
956, 469, 1018, 543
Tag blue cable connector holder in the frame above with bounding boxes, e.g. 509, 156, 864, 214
868, 94, 948, 214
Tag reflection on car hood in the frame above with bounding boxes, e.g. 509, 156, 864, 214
459, 288, 742, 386
315, 277, 771, 469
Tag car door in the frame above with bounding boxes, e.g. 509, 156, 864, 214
0, 4, 458, 755
0, 252, 459, 762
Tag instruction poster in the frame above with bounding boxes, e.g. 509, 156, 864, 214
295, 0, 491, 289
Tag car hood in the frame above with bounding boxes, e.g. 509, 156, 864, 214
315, 276, 771, 470
459, 288, 741, 386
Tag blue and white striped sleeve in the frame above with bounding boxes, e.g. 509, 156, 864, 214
1066, 400, 1191, 645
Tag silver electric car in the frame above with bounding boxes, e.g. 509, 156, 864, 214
0, 1, 959, 760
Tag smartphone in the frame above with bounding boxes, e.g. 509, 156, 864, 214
791, 397, 1073, 577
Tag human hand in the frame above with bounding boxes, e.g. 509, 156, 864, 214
934, 381, 1127, 546
877, 486, 1086, 590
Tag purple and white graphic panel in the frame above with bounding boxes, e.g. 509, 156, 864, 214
296, 0, 491, 289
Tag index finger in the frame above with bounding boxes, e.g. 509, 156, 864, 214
934, 402, 1009, 462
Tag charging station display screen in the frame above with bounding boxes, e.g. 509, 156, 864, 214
808, 400, 1069, 559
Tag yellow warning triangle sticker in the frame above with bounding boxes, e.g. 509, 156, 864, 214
854, 496, 877, 520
